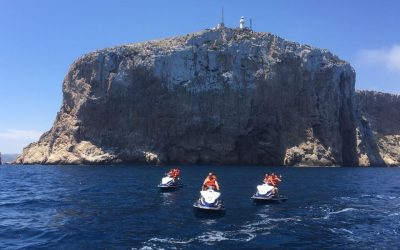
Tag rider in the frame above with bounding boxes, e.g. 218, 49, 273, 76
202, 172, 220, 191
264, 172, 282, 195
168, 168, 180, 181
271, 173, 282, 186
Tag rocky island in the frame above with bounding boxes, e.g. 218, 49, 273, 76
15, 27, 400, 166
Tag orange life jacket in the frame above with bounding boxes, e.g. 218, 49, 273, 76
170, 169, 179, 178
205, 178, 217, 189
267, 176, 274, 185
271, 175, 280, 186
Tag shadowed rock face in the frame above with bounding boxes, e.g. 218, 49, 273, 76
15, 28, 360, 166
356, 90, 400, 166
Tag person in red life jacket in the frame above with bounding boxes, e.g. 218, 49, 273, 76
168, 168, 180, 181
264, 173, 274, 186
269, 173, 282, 195
168, 169, 174, 177
202, 172, 220, 191
271, 173, 282, 186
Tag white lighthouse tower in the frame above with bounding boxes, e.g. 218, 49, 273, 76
239, 16, 245, 29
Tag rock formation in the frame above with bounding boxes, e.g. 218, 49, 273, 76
15, 27, 381, 166
356, 90, 400, 166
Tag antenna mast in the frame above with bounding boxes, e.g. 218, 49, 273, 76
250, 18, 253, 30
221, 7, 225, 27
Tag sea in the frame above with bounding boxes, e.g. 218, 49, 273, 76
1, 165, 399, 249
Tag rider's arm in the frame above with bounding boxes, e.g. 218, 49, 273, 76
203, 177, 209, 186
215, 181, 220, 191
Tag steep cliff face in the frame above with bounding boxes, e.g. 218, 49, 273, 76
16, 28, 359, 166
356, 90, 400, 166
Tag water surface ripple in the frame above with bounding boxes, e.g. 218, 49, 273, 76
1, 165, 399, 249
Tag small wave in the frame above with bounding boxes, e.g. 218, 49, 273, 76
146, 231, 232, 246
341, 228, 354, 234
255, 214, 302, 223
242, 223, 276, 235
235, 228, 258, 242
138, 247, 153, 250
201, 219, 218, 226
197, 230, 255, 244
337, 196, 354, 201
243, 216, 301, 231
329, 208, 357, 214
337, 196, 370, 203
267, 217, 302, 223
323, 208, 358, 219
329, 228, 354, 234
142, 227, 257, 248
360, 194, 398, 200
197, 231, 229, 243
149, 237, 194, 244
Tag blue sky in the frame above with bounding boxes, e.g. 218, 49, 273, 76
0, 0, 399, 153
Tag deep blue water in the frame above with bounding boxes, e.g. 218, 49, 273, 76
1, 165, 400, 249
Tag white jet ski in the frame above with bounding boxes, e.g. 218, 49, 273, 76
193, 188, 225, 211
251, 184, 288, 203
157, 175, 183, 190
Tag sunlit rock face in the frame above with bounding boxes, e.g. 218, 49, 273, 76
16, 28, 360, 166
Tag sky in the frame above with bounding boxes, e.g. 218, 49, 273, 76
0, 0, 399, 154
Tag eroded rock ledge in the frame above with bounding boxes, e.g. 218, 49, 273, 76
15, 28, 397, 166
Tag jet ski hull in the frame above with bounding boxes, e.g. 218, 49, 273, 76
157, 182, 183, 191
193, 194, 225, 212
193, 202, 225, 211
251, 194, 288, 203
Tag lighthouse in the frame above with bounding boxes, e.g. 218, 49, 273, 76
239, 16, 245, 29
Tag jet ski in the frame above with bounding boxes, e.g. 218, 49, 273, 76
251, 184, 288, 203
193, 188, 225, 211
157, 175, 183, 190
